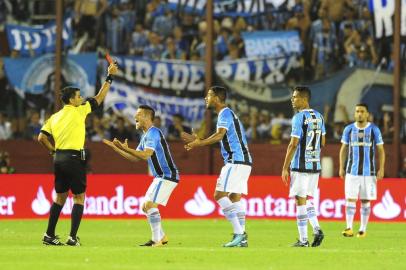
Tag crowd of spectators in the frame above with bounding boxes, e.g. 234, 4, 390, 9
0, 0, 401, 144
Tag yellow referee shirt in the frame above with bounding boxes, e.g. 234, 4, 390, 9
41, 101, 92, 150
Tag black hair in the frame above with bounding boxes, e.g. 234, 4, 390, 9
355, 103, 369, 111
138, 105, 155, 120
61, 86, 80, 104
293, 86, 311, 101
173, 113, 185, 121
210, 85, 227, 102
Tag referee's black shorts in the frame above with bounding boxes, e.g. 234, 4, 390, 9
54, 150, 87, 194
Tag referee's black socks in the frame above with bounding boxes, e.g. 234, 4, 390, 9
46, 203, 63, 237
70, 204, 84, 238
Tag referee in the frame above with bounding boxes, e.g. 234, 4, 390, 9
38, 62, 118, 246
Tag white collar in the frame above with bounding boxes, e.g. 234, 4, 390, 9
354, 122, 371, 130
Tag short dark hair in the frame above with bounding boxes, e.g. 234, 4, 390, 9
355, 103, 369, 111
139, 105, 155, 120
61, 86, 80, 104
210, 85, 227, 102
293, 86, 311, 100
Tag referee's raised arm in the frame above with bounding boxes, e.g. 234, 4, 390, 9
94, 62, 119, 105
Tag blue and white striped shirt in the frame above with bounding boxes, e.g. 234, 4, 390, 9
137, 126, 179, 182
341, 122, 383, 176
290, 109, 326, 173
217, 107, 252, 166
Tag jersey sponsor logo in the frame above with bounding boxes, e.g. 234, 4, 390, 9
184, 187, 216, 216
373, 190, 401, 219
31, 186, 51, 215
304, 118, 322, 125
349, 142, 373, 147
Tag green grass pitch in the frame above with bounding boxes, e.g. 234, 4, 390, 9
0, 219, 405, 270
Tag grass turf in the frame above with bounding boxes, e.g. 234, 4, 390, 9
0, 219, 405, 270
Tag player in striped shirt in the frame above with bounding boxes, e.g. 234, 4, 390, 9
103, 105, 179, 247
282, 86, 325, 247
183, 86, 252, 248
339, 103, 385, 238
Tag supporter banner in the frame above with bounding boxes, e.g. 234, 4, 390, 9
112, 56, 205, 96
104, 80, 205, 128
369, 0, 406, 38
242, 31, 303, 58
3, 53, 97, 99
0, 175, 405, 221
168, 0, 266, 17
5, 17, 73, 57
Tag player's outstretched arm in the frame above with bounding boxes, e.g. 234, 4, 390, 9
185, 128, 226, 151
103, 139, 139, 162
180, 131, 197, 143
94, 63, 119, 105
112, 138, 154, 161
281, 137, 299, 186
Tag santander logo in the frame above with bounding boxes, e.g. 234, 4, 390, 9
31, 186, 51, 215
184, 187, 216, 216
373, 190, 401, 219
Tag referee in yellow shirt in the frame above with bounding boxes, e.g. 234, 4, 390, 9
37, 62, 118, 246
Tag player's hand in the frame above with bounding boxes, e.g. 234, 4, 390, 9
185, 138, 201, 151
181, 131, 197, 143
339, 168, 346, 179
108, 62, 118, 75
281, 169, 290, 186
377, 169, 384, 180
113, 138, 124, 149
102, 139, 114, 147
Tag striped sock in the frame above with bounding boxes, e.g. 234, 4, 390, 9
306, 200, 320, 233
360, 202, 371, 232
217, 197, 244, 235
147, 208, 162, 243
296, 205, 308, 243
233, 201, 246, 232
345, 201, 356, 230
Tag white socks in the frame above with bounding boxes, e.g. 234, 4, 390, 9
306, 200, 320, 233
296, 205, 308, 243
217, 197, 244, 235
146, 208, 162, 243
233, 201, 246, 232
360, 202, 371, 232
345, 201, 356, 229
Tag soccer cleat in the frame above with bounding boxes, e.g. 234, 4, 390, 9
357, 231, 367, 238
66, 236, 81, 246
311, 229, 324, 247
139, 240, 155, 246
291, 239, 310, 247
342, 228, 354, 237
161, 235, 168, 245
43, 234, 64, 246
223, 234, 245, 247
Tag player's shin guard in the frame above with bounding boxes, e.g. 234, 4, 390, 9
306, 200, 320, 233
217, 197, 244, 235
147, 208, 162, 243
296, 205, 308, 243
360, 202, 371, 232
233, 201, 246, 232
46, 203, 63, 237
70, 204, 84, 238
345, 201, 357, 230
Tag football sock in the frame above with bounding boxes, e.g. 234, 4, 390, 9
296, 205, 308, 243
46, 202, 63, 237
70, 204, 84, 238
233, 201, 246, 232
345, 201, 357, 230
147, 208, 162, 243
306, 200, 321, 233
360, 202, 371, 232
217, 197, 244, 235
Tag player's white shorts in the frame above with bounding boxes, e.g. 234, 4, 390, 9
216, 163, 251, 194
289, 171, 319, 198
144, 178, 178, 206
345, 174, 377, 200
